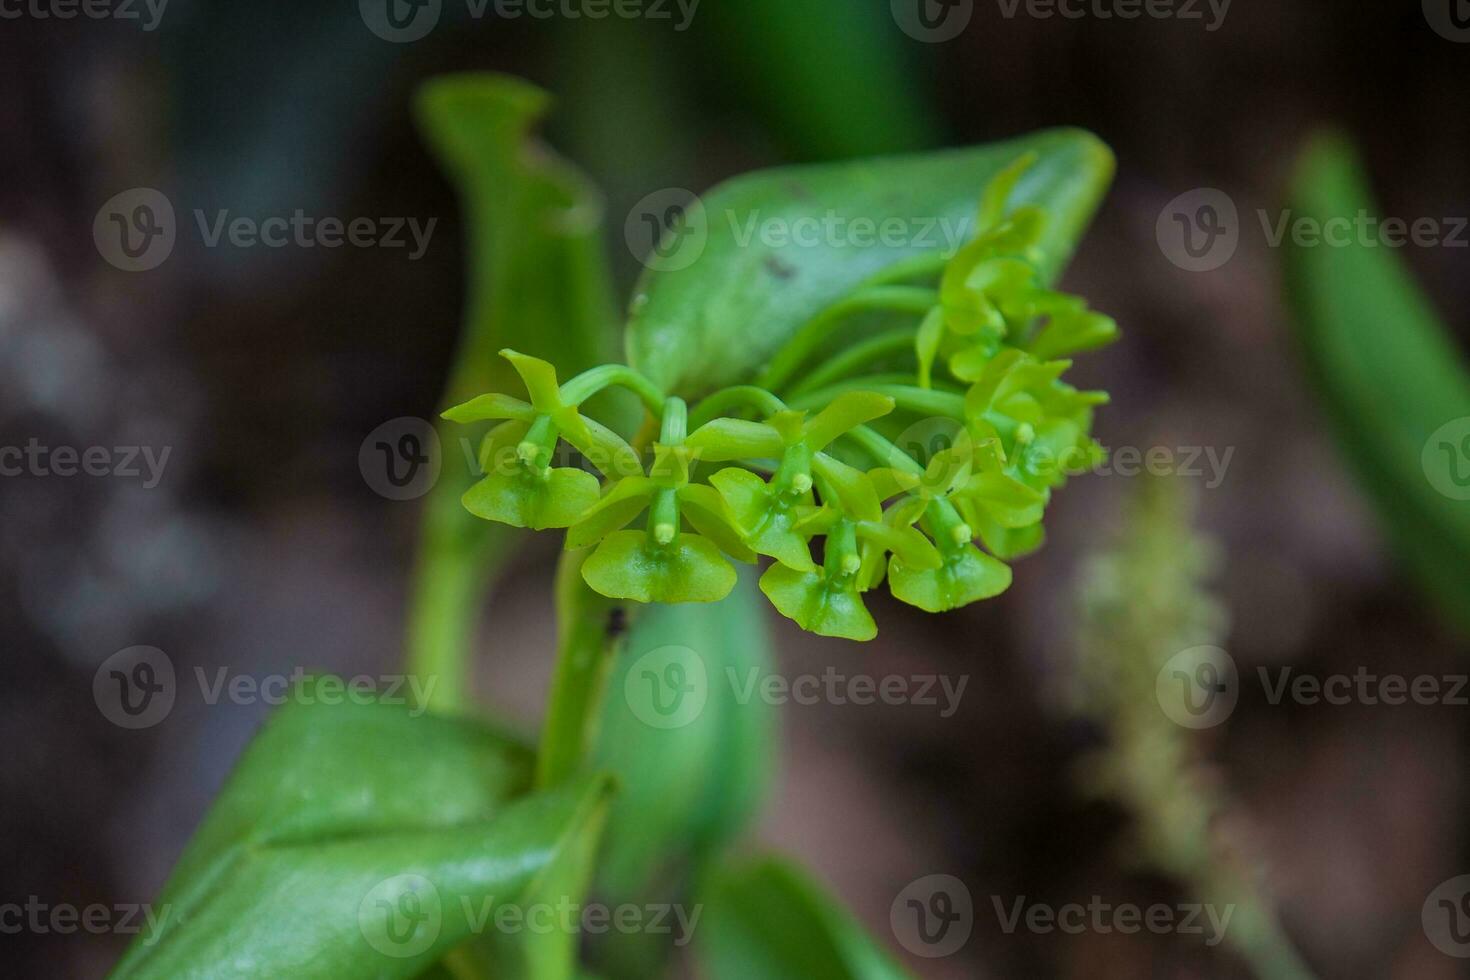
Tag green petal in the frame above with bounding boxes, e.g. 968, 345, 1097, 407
972, 515, 1045, 561
708, 469, 816, 571
582, 531, 737, 604
889, 544, 1012, 612
463, 466, 601, 531
758, 564, 876, 641
477, 419, 532, 476
442, 392, 536, 424
801, 391, 895, 453
565, 477, 655, 550
571, 415, 643, 480
960, 470, 1046, 528
856, 521, 941, 571
678, 484, 758, 563
977, 151, 1038, 231
501, 349, 564, 410
686, 418, 785, 462
914, 307, 946, 390
811, 453, 883, 523
1029, 309, 1119, 361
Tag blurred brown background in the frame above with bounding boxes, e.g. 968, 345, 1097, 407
2, 0, 1468, 976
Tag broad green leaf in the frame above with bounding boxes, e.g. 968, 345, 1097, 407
406, 73, 619, 708
588, 573, 777, 975
110, 683, 612, 979
1284, 134, 1470, 632
697, 857, 913, 980
625, 130, 1114, 398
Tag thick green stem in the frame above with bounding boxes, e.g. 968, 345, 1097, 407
757, 286, 938, 393
537, 548, 626, 787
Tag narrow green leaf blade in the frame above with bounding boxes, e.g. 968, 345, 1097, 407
1284, 134, 1470, 631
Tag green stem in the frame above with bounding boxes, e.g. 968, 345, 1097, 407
688, 386, 789, 428
659, 396, 688, 444
757, 286, 938, 393
561, 363, 667, 416
845, 425, 925, 474
785, 327, 918, 398
790, 382, 966, 419
537, 548, 625, 788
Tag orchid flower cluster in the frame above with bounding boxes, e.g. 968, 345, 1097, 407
445, 156, 1118, 640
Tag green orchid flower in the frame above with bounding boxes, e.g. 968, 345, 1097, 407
687, 392, 896, 571
570, 402, 753, 605
758, 495, 940, 640
444, 349, 639, 530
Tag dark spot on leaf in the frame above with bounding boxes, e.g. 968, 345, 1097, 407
765, 256, 797, 280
